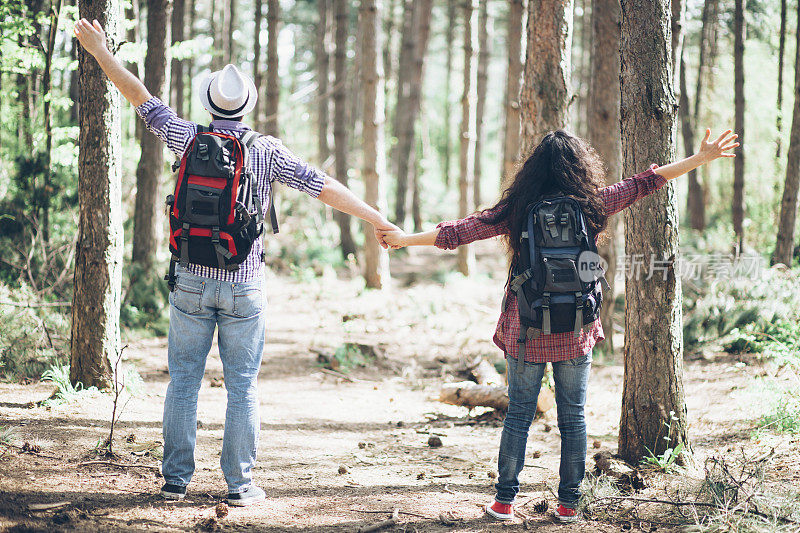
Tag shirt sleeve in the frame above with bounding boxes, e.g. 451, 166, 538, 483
134, 97, 197, 158
601, 164, 669, 216
254, 136, 325, 198
434, 207, 509, 250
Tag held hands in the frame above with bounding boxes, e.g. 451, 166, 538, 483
74, 19, 110, 57
379, 229, 408, 249
696, 129, 739, 163
371, 219, 403, 249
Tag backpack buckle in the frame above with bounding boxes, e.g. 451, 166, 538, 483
198, 143, 209, 160
171, 160, 181, 172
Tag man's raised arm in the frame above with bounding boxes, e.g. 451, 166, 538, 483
74, 19, 151, 107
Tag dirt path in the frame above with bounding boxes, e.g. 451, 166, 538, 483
1, 244, 798, 532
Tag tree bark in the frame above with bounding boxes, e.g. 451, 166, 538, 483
501, 0, 524, 187
132, 0, 171, 271
227, 0, 237, 63
776, 0, 787, 159
71, 0, 123, 389
473, 0, 489, 210
442, 0, 456, 187
732, 0, 745, 246
588, 0, 620, 355
170, 0, 185, 117
392, 0, 433, 228
360, 0, 390, 289
457, 0, 477, 276
333, 0, 356, 258
772, 0, 800, 267
618, 0, 689, 464
670, 0, 683, 77
252, 0, 263, 128
185, 0, 195, 117
519, 0, 572, 155
124, 0, 141, 78
382, 0, 397, 126
264, 0, 280, 136
316, 0, 332, 169
680, 51, 704, 231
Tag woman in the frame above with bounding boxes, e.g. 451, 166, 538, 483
380, 128, 738, 522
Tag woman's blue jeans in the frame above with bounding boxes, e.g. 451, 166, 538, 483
495, 352, 592, 508
162, 266, 266, 494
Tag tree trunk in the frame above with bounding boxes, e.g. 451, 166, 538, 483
360, 0, 390, 289
457, 0, 477, 276
333, 0, 356, 258
211, 0, 226, 70
670, 0, 683, 77
392, 0, 433, 228
502, 0, 524, 186
132, 0, 171, 271
264, 0, 280, 136
473, 0, 489, 210
42, 0, 64, 244
588, 0, 620, 355
124, 0, 141, 78
71, 0, 123, 389
443, 0, 456, 187
618, 0, 689, 464
776, 0, 787, 159
185, 0, 195, 118
382, 0, 397, 125
170, 0, 185, 117
252, 0, 263, 128
317, 0, 332, 169
680, 52, 704, 231
519, 0, 572, 155
732, 0, 745, 246
227, 0, 237, 63
772, 0, 800, 267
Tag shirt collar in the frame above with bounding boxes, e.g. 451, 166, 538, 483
209, 119, 251, 131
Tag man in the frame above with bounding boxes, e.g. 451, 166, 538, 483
74, 18, 398, 506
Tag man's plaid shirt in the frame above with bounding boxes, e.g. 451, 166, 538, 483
135, 97, 326, 283
434, 166, 668, 362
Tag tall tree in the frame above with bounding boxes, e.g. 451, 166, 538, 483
170, 0, 185, 117
264, 0, 280, 136
252, 0, 263, 128
227, 0, 237, 62
123, 0, 141, 78
618, 0, 689, 464
588, 0, 621, 354
392, 0, 433, 228
185, 0, 196, 117
732, 0, 746, 246
333, 0, 356, 258
316, 0, 332, 169
473, 0, 489, 209
442, 0, 456, 186
519, 0, 572, 155
772, 0, 800, 267
776, 0, 787, 159
360, 0, 390, 288
71, 0, 123, 388
131, 0, 171, 270
457, 0, 477, 276
501, 0, 524, 186
42, 0, 64, 243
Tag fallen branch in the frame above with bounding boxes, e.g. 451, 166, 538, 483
358, 508, 400, 532
28, 501, 70, 511
0, 300, 71, 308
439, 381, 554, 413
318, 368, 356, 383
348, 509, 431, 520
76, 460, 160, 472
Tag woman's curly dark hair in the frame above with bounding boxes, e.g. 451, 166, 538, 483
479, 129, 608, 262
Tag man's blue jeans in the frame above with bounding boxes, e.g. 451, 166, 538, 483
495, 352, 592, 508
162, 266, 266, 494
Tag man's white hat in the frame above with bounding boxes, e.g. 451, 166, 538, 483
198, 64, 258, 119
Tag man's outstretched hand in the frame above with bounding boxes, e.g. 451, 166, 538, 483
372, 220, 402, 249
74, 19, 110, 58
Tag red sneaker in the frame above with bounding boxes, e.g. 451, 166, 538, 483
553, 504, 579, 523
486, 500, 514, 520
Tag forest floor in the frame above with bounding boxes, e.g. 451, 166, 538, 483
1, 241, 799, 532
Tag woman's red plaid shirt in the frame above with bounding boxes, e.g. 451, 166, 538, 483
434, 166, 668, 363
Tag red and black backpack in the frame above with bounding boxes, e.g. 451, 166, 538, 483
164, 126, 278, 290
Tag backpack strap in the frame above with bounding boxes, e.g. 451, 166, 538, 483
240, 131, 279, 237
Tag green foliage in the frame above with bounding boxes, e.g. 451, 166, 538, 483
40, 364, 98, 407
0, 425, 16, 446
643, 442, 685, 473
121, 264, 169, 336
757, 392, 800, 435
0, 283, 69, 381
329, 343, 375, 372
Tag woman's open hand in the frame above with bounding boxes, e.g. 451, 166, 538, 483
74, 19, 110, 58
697, 128, 739, 163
